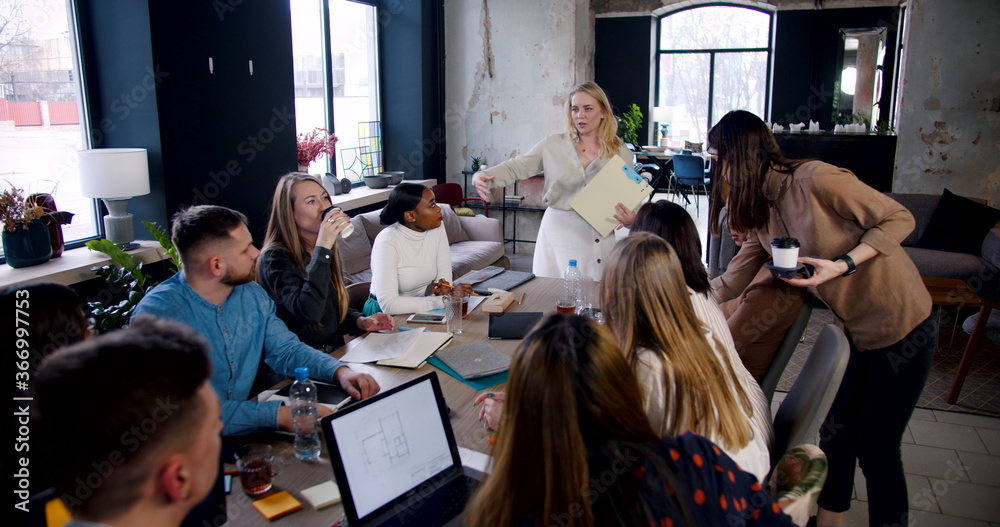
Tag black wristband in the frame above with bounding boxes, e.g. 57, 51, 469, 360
836, 254, 857, 276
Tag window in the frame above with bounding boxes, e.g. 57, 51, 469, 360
0, 0, 98, 257
290, 0, 381, 182
656, 5, 773, 144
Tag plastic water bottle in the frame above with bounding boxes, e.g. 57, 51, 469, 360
290, 367, 320, 461
563, 259, 582, 311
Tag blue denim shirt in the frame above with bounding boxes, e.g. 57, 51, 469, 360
132, 271, 344, 436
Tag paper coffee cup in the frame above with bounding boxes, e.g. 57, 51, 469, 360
322, 206, 354, 238
771, 237, 800, 269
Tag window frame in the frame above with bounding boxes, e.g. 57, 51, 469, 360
654, 3, 775, 137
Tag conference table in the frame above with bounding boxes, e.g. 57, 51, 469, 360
222, 276, 565, 526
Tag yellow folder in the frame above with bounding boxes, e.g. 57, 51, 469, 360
569, 155, 653, 236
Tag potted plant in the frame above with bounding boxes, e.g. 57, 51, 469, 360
471, 156, 487, 172
616, 103, 643, 146
1, 185, 52, 268
296, 128, 339, 172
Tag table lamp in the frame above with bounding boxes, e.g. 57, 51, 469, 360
78, 148, 150, 250
652, 106, 673, 146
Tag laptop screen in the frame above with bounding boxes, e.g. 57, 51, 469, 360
329, 376, 454, 519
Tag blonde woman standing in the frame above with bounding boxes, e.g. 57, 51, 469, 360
472, 81, 634, 281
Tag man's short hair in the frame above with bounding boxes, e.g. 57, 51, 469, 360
35, 316, 212, 521
170, 205, 248, 261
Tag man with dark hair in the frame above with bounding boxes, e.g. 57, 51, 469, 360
133, 205, 378, 436
35, 316, 221, 527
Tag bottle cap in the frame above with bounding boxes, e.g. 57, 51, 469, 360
569, 259, 577, 266
294, 366, 309, 381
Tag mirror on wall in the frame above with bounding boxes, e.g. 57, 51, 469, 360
836, 27, 887, 128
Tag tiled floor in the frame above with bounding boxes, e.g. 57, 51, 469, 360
503, 192, 1000, 525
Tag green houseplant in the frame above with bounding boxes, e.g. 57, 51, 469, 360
85, 221, 180, 331
616, 103, 643, 146
1, 185, 52, 268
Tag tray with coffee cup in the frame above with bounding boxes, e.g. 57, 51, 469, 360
764, 261, 814, 279
766, 236, 814, 279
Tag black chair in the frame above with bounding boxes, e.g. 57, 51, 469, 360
759, 290, 816, 405
671, 154, 711, 216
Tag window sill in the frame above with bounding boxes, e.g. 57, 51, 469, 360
0, 241, 170, 290
330, 179, 436, 212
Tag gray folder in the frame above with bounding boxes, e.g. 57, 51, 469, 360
433, 341, 511, 379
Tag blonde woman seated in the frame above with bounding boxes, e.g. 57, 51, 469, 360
475, 233, 772, 481
627, 202, 774, 469
466, 313, 791, 527
258, 173, 394, 349
369, 184, 472, 315
602, 233, 772, 481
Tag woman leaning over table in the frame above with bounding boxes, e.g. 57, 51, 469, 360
708, 110, 934, 527
471, 81, 634, 281
257, 173, 393, 350
464, 313, 792, 527
369, 183, 473, 315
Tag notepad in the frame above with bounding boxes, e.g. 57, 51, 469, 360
267, 380, 354, 412
252, 491, 302, 520
340, 328, 425, 363
487, 312, 544, 339
570, 155, 653, 236
376, 331, 453, 368
300, 481, 342, 510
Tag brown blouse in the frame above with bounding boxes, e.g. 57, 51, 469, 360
711, 161, 932, 351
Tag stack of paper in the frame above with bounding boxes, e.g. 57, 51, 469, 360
341, 328, 453, 369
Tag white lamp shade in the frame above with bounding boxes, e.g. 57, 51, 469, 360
78, 148, 151, 199
652, 106, 673, 123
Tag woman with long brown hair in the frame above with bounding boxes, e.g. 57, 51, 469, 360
708, 110, 934, 527
465, 314, 790, 527
258, 173, 393, 349
602, 232, 770, 481
471, 81, 634, 281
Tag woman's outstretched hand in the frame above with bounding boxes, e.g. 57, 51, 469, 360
782, 256, 849, 288
358, 313, 395, 332
474, 391, 505, 431
472, 172, 495, 202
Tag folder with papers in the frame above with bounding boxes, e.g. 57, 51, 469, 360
569, 154, 653, 236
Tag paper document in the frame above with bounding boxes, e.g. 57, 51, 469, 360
377, 331, 453, 368
569, 155, 653, 237
340, 328, 425, 363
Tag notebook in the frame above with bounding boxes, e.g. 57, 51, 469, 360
376, 331, 453, 368
268, 380, 353, 412
433, 342, 511, 379
487, 312, 543, 339
455, 267, 535, 295
322, 373, 485, 527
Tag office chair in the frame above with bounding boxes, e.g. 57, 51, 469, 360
431, 183, 489, 216
759, 290, 816, 405
672, 154, 711, 216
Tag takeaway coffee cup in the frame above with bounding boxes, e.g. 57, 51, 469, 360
322, 206, 354, 238
771, 237, 801, 269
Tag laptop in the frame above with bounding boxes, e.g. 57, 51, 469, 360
321, 372, 485, 526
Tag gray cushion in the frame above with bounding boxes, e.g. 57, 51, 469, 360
962, 310, 1000, 345
886, 192, 940, 246
439, 204, 470, 244
449, 240, 505, 279
338, 216, 373, 276
903, 247, 984, 280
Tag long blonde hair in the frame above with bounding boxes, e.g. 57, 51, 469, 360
563, 81, 624, 159
464, 314, 692, 527
602, 232, 753, 450
260, 173, 349, 325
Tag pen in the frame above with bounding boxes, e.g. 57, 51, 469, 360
438, 282, 480, 295
518, 292, 525, 305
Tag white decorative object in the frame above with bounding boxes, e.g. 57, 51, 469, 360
78, 148, 151, 249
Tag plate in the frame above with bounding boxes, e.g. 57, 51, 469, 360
641, 145, 667, 153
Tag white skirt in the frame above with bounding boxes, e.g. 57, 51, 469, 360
534, 208, 614, 282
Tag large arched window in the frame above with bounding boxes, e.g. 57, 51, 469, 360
656, 4, 773, 144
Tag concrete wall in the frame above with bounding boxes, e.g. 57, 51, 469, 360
892, 0, 1000, 205
444, 0, 593, 182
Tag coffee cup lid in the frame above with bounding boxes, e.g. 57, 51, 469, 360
771, 237, 800, 249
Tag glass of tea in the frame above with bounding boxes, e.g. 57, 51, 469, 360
234, 444, 278, 497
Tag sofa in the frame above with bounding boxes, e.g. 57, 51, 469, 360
709, 191, 1000, 286
336, 203, 509, 285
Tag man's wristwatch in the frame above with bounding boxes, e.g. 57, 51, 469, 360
836, 254, 857, 276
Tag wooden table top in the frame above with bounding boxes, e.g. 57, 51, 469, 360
922, 276, 983, 308
222, 276, 564, 526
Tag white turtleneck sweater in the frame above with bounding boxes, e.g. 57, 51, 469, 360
370, 222, 452, 315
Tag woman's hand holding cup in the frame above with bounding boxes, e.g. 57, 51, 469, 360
317, 206, 353, 249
